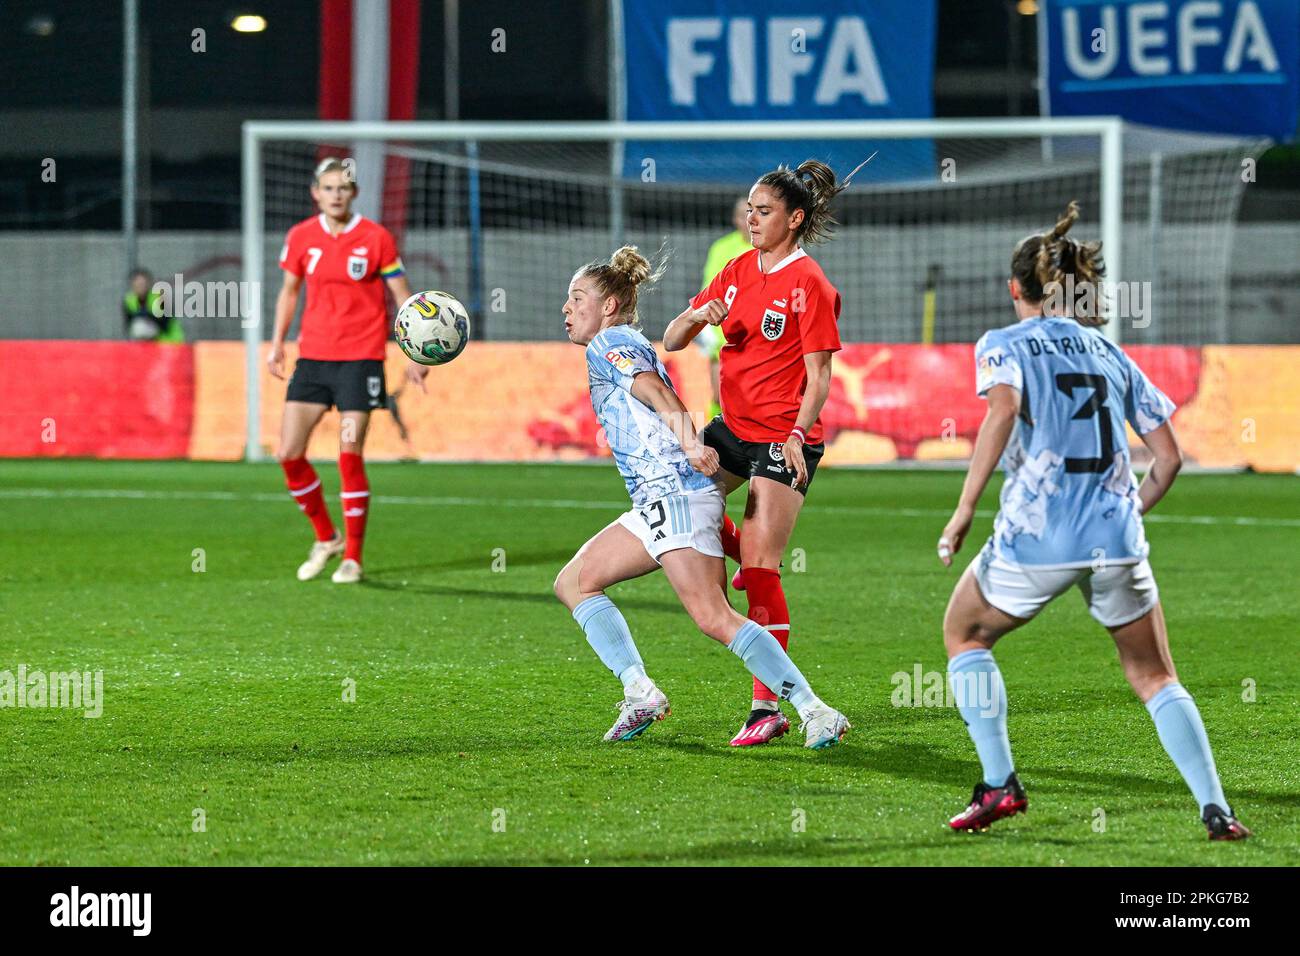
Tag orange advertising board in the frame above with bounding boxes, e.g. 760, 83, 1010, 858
232, 342, 1300, 472
5, 340, 1297, 473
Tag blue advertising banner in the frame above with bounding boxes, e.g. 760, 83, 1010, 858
618, 0, 937, 183
1042, 0, 1298, 142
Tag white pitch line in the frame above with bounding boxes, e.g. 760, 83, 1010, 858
0, 486, 1297, 528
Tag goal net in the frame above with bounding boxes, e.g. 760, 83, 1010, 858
242, 119, 1266, 462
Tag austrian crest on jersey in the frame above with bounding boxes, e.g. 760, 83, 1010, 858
761, 306, 786, 340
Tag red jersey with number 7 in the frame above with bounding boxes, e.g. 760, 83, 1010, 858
279, 213, 405, 361
690, 247, 841, 444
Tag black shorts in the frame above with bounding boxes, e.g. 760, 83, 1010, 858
286, 359, 387, 411
699, 416, 825, 496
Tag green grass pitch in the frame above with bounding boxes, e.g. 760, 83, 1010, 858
1, 459, 1296, 866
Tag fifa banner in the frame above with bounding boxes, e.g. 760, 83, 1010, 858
617, 0, 937, 182
3, 340, 1300, 473
1042, 0, 1299, 141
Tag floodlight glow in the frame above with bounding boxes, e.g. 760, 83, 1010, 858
25, 15, 56, 36
231, 14, 267, 33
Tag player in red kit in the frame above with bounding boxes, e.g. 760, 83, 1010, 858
269, 157, 426, 584
665, 159, 857, 747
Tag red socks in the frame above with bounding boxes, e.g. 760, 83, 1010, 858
720, 514, 742, 563
741, 567, 791, 703
728, 517, 789, 703
282, 453, 369, 562
338, 452, 370, 563
281, 457, 336, 542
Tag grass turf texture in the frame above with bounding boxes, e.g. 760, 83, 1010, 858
1, 460, 1296, 866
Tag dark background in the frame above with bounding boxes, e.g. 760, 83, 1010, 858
1, 0, 1295, 229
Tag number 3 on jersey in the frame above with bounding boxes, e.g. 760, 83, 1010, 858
1055, 373, 1114, 473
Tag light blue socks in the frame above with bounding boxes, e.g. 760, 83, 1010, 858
729, 620, 818, 715
947, 650, 1230, 810
1146, 682, 1229, 812
948, 648, 1014, 787
573, 595, 646, 691
575, 600, 827, 716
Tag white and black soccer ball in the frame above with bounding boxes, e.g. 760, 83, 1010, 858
394, 290, 470, 366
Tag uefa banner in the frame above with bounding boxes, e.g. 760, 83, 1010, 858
1041, 0, 1299, 141
4, 340, 1299, 473
617, 0, 937, 182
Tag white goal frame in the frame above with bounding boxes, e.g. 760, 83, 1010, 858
241, 117, 1124, 462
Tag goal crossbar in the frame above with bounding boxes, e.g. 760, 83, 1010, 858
241, 117, 1125, 461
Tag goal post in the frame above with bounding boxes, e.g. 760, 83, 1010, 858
244, 116, 1260, 464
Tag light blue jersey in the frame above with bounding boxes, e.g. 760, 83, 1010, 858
586, 325, 718, 508
974, 316, 1175, 568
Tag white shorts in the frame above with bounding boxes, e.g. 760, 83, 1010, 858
617, 488, 725, 564
973, 543, 1159, 628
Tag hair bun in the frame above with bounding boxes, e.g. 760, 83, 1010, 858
609, 245, 652, 287
758, 160, 850, 245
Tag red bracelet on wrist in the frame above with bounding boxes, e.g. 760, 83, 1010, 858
789, 426, 807, 444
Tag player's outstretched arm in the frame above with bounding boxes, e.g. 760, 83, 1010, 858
939, 383, 1018, 566
267, 272, 302, 380
663, 300, 726, 351
386, 275, 429, 393
629, 371, 719, 476
385, 274, 413, 307
1134, 422, 1183, 516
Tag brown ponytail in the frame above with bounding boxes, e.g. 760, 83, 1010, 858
1010, 200, 1107, 325
755, 158, 856, 245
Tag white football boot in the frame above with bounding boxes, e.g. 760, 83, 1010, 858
603, 685, 671, 741
297, 534, 344, 581
331, 558, 363, 584
800, 705, 850, 750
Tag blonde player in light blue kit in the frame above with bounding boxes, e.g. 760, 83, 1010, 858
552, 245, 849, 747
936, 202, 1250, 841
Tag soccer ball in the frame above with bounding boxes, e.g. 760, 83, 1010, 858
395, 291, 470, 366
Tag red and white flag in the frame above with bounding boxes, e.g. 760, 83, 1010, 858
318, 0, 421, 240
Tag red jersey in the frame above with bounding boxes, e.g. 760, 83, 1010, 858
279, 213, 405, 361
690, 247, 841, 444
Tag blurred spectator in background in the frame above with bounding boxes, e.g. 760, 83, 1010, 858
124, 268, 183, 342
697, 197, 751, 418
